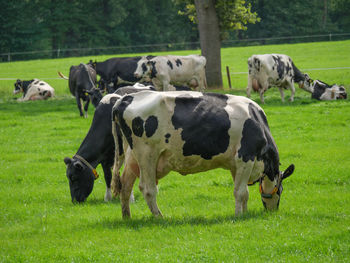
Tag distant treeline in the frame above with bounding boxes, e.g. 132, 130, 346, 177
0, 0, 349, 61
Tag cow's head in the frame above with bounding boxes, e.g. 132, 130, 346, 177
298, 73, 313, 93
86, 88, 103, 107
64, 156, 97, 203
134, 56, 153, 80
13, 79, 24, 94
260, 164, 294, 210
331, 85, 347, 100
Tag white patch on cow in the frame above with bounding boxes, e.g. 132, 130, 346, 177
99, 94, 121, 105
133, 83, 154, 90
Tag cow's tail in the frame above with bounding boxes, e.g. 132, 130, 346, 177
111, 106, 125, 197
57, 71, 69, 80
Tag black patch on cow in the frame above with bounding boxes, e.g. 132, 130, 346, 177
115, 124, 124, 155
311, 82, 329, 100
110, 97, 118, 105
142, 63, 148, 74
165, 133, 171, 143
238, 103, 279, 181
145, 116, 158, 137
167, 60, 173, 69
171, 93, 230, 160
132, 117, 144, 137
115, 95, 134, 148
272, 55, 285, 79
149, 61, 157, 78
34, 80, 39, 85
175, 59, 182, 67
291, 61, 305, 82
40, 82, 45, 85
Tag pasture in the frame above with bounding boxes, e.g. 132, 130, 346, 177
1, 40, 350, 262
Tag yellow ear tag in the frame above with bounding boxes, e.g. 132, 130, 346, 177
92, 169, 99, 180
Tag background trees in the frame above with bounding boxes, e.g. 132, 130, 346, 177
0, 0, 348, 62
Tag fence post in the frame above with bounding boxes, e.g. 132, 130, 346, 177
226, 66, 232, 89
8, 53, 11, 62
57, 48, 60, 58
329, 33, 332, 41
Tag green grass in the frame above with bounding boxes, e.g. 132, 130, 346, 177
1, 40, 350, 262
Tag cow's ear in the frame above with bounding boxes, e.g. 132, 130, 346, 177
282, 164, 294, 180
64, 157, 72, 165
73, 160, 84, 170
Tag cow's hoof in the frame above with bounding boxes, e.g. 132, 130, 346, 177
104, 190, 112, 202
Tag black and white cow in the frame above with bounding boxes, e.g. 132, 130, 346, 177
59, 63, 102, 117
308, 80, 347, 100
111, 91, 294, 218
63, 86, 154, 203
13, 79, 54, 101
133, 55, 207, 91
89, 56, 154, 93
247, 54, 312, 103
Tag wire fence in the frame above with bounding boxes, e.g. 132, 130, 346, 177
1, 32, 349, 62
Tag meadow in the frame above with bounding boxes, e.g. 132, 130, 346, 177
0, 40, 350, 262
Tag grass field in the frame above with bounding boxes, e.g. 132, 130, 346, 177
1, 40, 350, 262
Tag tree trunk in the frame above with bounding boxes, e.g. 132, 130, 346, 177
194, 0, 223, 89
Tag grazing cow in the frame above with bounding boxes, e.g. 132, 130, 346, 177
13, 79, 54, 101
58, 63, 101, 117
247, 54, 312, 103
308, 80, 347, 100
111, 91, 294, 218
133, 55, 207, 91
64, 85, 154, 203
89, 56, 154, 93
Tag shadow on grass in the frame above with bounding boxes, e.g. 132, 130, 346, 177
96, 209, 268, 230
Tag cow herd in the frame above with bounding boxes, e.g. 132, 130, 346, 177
12, 53, 347, 218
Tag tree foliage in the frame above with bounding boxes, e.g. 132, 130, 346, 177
176, 0, 260, 39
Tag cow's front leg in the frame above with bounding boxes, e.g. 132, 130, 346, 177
84, 97, 90, 118
139, 166, 162, 217
289, 84, 295, 102
259, 90, 265, 104
101, 162, 112, 202
232, 162, 253, 216
76, 95, 84, 117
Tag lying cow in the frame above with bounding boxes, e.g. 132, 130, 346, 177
63, 86, 153, 203
133, 55, 207, 91
308, 80, 347, 100
89, 56, 154, 93
112, 91, 294, 218
247, 54, 312, 103
13, 79, 54, 101
58, 63, 102, 117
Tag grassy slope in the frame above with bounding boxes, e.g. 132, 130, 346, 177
0, 41, 350, 262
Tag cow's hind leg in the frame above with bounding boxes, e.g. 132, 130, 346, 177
138, 157, 162, 217
231, 161, 254, 216
278, 87, 285, 102
120, 158, 138, 218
